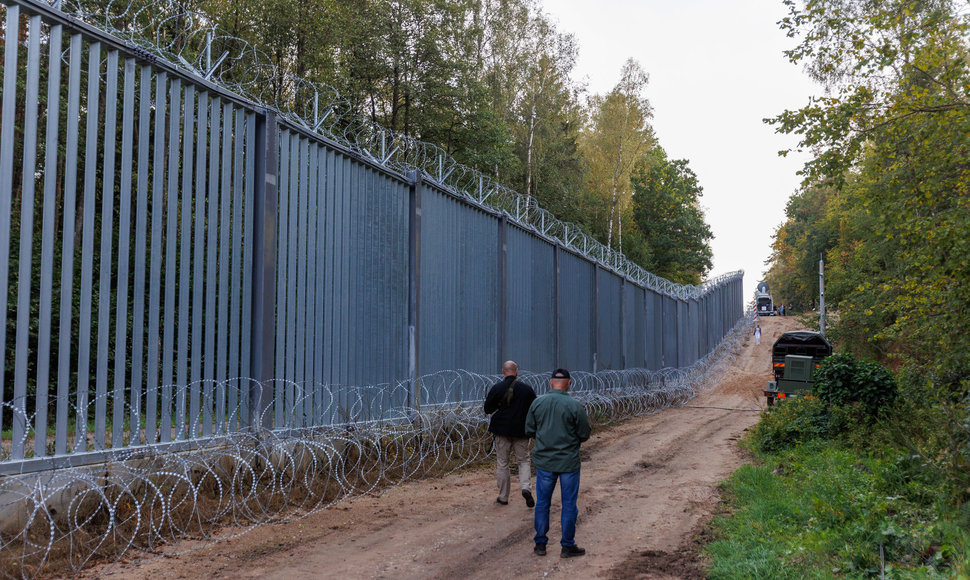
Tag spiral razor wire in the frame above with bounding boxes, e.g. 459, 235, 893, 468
0, 313, 752, 578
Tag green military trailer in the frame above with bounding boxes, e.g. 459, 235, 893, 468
763, 330, 832, 406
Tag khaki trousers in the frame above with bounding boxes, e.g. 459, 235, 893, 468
494, 435, 531, 502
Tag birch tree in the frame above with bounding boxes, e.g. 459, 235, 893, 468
582, 59, 654, 249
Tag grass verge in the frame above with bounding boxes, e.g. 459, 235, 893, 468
704, 413, 969, 579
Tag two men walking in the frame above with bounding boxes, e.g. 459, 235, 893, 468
484, 362, 591, 558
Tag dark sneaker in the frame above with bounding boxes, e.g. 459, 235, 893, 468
496, 497, 508, 505
560, 545, 586, 558
522, 490, 535, 508
534, 543, 546, 556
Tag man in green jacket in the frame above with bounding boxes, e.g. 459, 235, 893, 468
524, 368, 591, 558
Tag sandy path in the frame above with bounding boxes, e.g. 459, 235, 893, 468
91, 316, 800, 580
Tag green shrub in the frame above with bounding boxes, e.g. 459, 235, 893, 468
750, 397, 830, 453
814, 353, 897, 417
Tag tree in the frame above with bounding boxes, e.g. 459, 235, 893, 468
768, 0, 970, 373
582, 59, 655, 249
629, 148, 713, 285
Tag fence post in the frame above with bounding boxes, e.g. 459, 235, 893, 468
249, 109, 278, 430
408, 170, 422, 412
620, 277, 626, 370
553, 243, 561, 367
497, 214, 507, 368
592, 264, 599, 373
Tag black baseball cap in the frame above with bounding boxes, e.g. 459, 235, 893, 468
551, 368, 570, 379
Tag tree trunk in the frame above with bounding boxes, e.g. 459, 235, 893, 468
525, 104, 535, 197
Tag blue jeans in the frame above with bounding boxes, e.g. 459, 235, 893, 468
533, 468, 580, 547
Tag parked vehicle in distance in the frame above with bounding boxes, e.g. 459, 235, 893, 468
755, 281, 774, 316
763, 330, 833, 406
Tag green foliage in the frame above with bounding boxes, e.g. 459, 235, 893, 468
750, 397, 830, 454
629, 147, 713, 284
763, 3, 970, 549
707, 441, 970, 579
750, 354, 898, 454
814, 353, 898, 417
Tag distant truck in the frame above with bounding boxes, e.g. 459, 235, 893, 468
763, 330, 833, 406
755, 281, 774, 316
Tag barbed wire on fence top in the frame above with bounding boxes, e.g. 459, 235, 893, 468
0, 311, 753, 579
25, 0, 742, 300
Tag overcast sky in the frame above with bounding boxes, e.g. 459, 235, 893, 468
541, 0, 819, 300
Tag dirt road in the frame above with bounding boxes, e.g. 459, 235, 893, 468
93, 316, 799, 580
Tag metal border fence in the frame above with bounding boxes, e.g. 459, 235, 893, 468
0, 0, 745, 478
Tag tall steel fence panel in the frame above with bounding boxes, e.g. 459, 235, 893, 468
595, 268, 622, 370
558, 250, 595, 371
661, 296, 679, 368
419, 183, 499, 382
623, 283, 646, 369
505, 225, 556, 373
0, 1, 265, 467
700, 294, 712, 357
273, 133, 409, 427
690, 299, 701, 365
677, 300, 690, 367
646, 290, 662, 370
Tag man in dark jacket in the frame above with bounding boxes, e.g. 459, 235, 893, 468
484, 360, 537, 507
525, 368, 590, 558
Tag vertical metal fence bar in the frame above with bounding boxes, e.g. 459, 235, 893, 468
619, 278, 626, 370
407, 171, 422, 412
346, 163, 359, 390
76, 41, 103, 453
94, 49, 120, 452
332, 152, 344, 393
313, 147, 328, 423
295, 137, 309, 427
11, 13, 42, 460
274, 130, 289, 427
0, 3, 20, 445
131, 63, 152, 446
112, 56, 136, 449
161, 77, 181, 444
250, 110, 277, 431
592, 265, 599, 372
240, 111, 256, 427
281, 132, 303, 427
216, 100, 232, 435
295, 139, 313, 427
496, 215, 507, 366
147, 71, 168, 446
285, 133, 300, 423
228, 108, 244, 431
190, 90, 208, 438
203, 96, 220, 438
324, 149, 337, 400
176, 83, 194, 442
54, 31, 82, 457
35, 20, 63, 459
302, 141, 318, 426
